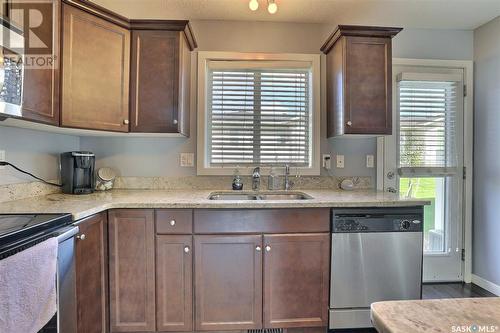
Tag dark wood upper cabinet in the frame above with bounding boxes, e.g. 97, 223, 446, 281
194, 235, 263, 331
156, 235, 193, 332
75, 212, 108, 333
263, 233, 330, 329
61, 3, 130, 132
108, 209, 156, 332
130, 29, 192, 135
5, 0, 60, 125
321, 25, 402, 137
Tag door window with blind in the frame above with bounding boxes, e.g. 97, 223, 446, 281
197, 53, 320, 175
393, 68, 465, 282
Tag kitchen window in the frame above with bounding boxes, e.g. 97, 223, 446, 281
197, 52, 320, 175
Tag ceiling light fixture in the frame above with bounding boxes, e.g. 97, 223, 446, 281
249, 0, 259, 11
248, 0, 278, 14
267, 0, 278, 14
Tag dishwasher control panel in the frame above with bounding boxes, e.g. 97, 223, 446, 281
332, 207, 424, 233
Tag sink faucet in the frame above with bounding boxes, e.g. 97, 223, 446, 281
284, 164, 293, 191
252, 167, 261, 191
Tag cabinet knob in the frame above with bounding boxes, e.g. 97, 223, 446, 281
77, 234, 86, 240
173, 119, 178, 125
256, 246, 262, 252
265, 245, 271, 252
170, 219, 176, 226
346, 121, 352, 126
184, 246, 190, 253
123, 119, 130, 125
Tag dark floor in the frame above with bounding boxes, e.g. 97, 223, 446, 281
328, 282, 496, 333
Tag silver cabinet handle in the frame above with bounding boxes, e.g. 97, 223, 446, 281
123, 119, 129, 125
77, 234, 86, 240
346, 121, 352, 126
256, 246, 262, 252
184, 246, 190, 253
173, 119, 178, 125
265, 245, 271, 252
170, 219, 176, 226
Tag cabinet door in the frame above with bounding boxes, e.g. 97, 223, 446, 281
130, 30, 184, 134
109, 209, 155, 332
156, 235, 193, 332
6, 0, 60, 125
344, 36, 392, 134
75, 212, 108, 333
194, 235, 262, 331
61, 4, 130, 132
263, 233, 330, 328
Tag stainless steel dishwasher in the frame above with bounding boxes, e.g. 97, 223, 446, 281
329, 207, 424, 329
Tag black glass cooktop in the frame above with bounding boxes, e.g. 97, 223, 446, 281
0, 214, 73, 259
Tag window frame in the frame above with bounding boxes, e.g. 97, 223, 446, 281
197, 51, 321, 176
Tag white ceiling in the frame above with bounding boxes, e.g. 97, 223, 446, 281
92, 0, 500, 30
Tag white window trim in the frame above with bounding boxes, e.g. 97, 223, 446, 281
377, 58, 474, 283
197, 51, 321, 176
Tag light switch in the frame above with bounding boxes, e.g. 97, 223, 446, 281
336, 155, 345, 169
322, 154, 331, 169
366, 155, 375, 168
180, 153, 194, 167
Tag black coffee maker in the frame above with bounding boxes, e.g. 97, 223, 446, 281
60, 152, 95, 194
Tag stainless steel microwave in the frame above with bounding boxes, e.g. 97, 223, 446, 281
0, 17, 24, 117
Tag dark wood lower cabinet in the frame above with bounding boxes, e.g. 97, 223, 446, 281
104, 208, 330, 333
75, 212, 108, 333
108, 209, 156, 332
156, 235, 193, 332
194, 235, 263, 331
263, 233, 330, 328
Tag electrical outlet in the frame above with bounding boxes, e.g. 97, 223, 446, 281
366, 154, 375, 168
0, 150, 5, 170
322, 154, 331, 170
336, 155, 345, 169
180, 153, 194, 167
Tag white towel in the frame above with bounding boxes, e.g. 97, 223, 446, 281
0, 237, 58, 333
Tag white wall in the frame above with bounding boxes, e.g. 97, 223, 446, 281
82, 20, 381, 179
393, 29, 474, 60
472, 16, 500, 287
81, 22, 474, 180
1, 22, 475, 185
0, 126, 80, 185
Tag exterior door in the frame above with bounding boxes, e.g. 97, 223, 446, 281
156, 235, 193, 332
194, 235, 262, 331
263, 233, 329, 328
75, 213, 108, 333
108, 209, 156, 332
384, 63, 465, 282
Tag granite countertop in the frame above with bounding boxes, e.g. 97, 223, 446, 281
0, 189, 430, 220
371, 297, 500, 333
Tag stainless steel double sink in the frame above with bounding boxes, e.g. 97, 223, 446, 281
208, 191, 313, 201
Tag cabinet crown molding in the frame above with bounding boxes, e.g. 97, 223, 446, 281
321, 25, 402, 54
62, 0, 197, 50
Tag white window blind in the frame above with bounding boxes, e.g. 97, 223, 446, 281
207, 63, 311, 167
398, 72, 463, 176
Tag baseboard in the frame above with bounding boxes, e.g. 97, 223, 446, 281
472, 274, 500, 296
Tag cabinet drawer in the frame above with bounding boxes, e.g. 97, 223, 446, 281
156, 209, 193, 234
194, 209, 330, 234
